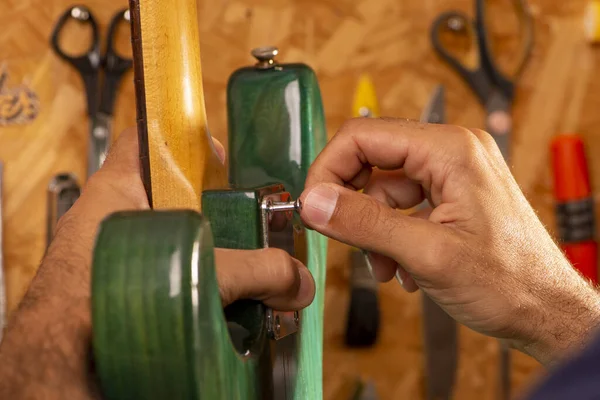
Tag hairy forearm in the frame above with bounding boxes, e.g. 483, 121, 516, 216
0, 242, 99, 399
516, 263, 600, 367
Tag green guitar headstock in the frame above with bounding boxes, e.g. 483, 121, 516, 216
227, 46, 327, 200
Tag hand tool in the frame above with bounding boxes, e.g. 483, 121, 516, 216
0, 162, 5, 343
430, 0, 534, 159
47, 174, 81, 246
420, 85, 459, 400
551, 134, 598, 283
352, 73, 380, 118
51, 6, 133, 178
345, 73, 380, 348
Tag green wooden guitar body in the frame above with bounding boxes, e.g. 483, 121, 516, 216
92, 62, 327, 399
227, 61, 328, 399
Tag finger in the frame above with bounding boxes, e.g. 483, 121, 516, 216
304, 119, 484, 206
211, 137, 226, 165
365, 251, 397, 282
367, 249, 420, 291
300, 183, 457, 276
305, 118, 445, 188
363, 169, 424, 209
395, 266, 419, 293
469, 128, 502, 159
215, 248, 315, 310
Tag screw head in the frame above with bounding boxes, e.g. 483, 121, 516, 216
251, 46, 279, 69
447, 16, 466, 32
71, 6, 90, 21
274, 315, 281, 335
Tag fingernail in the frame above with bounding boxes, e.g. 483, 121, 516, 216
211, 138, 226, 165
361, 250, 376, 279
303, 185, 338, 227
395, 266, 418, 293
395, 268, 404, 286
297, 267, 315, 302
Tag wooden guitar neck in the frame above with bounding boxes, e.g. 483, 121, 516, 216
129, 0, 226, 209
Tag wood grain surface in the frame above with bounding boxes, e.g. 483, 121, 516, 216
1, 0, 599, 399
131, 0, 227, 210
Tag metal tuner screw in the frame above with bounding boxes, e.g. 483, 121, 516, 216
251, 46, 279, 69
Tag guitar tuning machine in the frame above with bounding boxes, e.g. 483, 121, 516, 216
251, 46, 281, 70
264, 198, 302, 213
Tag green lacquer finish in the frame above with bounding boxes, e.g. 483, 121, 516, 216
228, 62, 328, 399
92, 211, 267, 399
202, 184, 285, 358
227, 63, 327, 200
202, 184, 284, 250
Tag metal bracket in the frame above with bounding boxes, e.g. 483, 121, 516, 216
260, 195, 302, 340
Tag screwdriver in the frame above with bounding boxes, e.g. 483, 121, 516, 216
551, 134, 598, 284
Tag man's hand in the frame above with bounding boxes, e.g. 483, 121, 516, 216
0, 128, 314, 400
299, 118, 600, 366
49, 128, 315, 309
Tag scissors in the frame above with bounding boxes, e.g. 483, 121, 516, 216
430, 0, 534, 160
51, 6, 133, 178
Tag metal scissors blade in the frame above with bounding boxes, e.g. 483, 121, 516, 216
422, 295, 459, 400
420, 85, 445, 124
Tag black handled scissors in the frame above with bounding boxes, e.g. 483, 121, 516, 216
51, 5, 133, 178
431, 0, 533, 160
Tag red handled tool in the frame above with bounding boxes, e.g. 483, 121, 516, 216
551, 134, 598, 284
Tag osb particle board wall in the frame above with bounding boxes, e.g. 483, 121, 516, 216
1, 0, 598, 399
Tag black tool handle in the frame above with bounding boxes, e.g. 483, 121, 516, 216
50, 5, 101, 117
430, 11, 494, 105
100, 8, 134, 115
556, 198, 596, 243
474, 0, 533, 100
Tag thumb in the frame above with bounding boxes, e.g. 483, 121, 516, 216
300, 183, 453, 276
